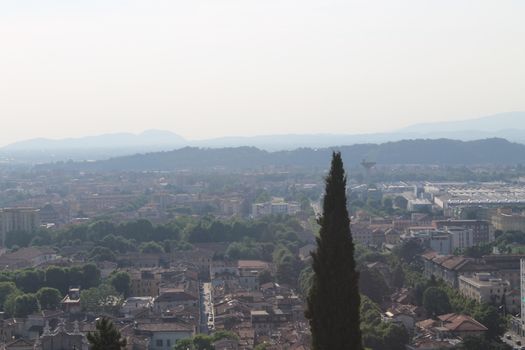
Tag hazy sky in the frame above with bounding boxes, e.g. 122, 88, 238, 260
1, 0, 524, 145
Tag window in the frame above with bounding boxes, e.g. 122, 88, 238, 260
167, 340, 171, 346
156, 339, 163, 347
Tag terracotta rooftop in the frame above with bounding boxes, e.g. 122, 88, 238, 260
238, 260, 270, 270
135, 323, 193, 332
438, 313, 488, 332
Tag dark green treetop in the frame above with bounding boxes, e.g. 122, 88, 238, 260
306, 152, 362, 350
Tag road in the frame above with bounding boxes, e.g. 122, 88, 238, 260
198, 282, 214, 333
198, 282, 207, 333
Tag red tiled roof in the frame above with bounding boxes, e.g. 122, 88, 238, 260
438, 313, 488, 332
136, 323, 193, 332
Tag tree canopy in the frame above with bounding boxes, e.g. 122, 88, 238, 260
87, 317, 127, 350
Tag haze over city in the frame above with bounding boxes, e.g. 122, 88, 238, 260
2, 0, 525, 144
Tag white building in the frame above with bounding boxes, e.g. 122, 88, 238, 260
251, 200, 300, 218
458, 273, 510, 305
413, 227, 474, 255
448, 226, 474, 252
134, 323, 194, 350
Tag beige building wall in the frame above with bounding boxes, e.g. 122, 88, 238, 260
492, 209, 525, 232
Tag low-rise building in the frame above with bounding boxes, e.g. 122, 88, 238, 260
414, 313, 487, 345
407, 199, 432, 213
251, 310, 272, 336
60, 288, 81, 315
251, 201, 300, 218
121, 297, 154, 318
239, 271, 259, 291
422, 253, 486, 288
34, 321, 89, 350
134, 322, 194, 350
130, 270, 161, 297
492, 208, 525, 232
154, 288, 198, 314
433, 219, 491, 244
458, 273, 510, 305
0, 247, 59, 270
351, 223, 387, 247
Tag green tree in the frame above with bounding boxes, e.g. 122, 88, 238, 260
391, 264, 405, 289
422, 287, 451, 317
3, 290, 23, 317
87, 317, 126, 350
45, 266, 68, 294
174, 339, 195, 350
0, 282, 18, 310
298, 266, 314, 296
472, 303, 506, 340
359, 266, 390, 304
36, 287, 62, 310
139, 241, 164, 253
258, 270, 273, 284
82, 263, 102, 289
88, 246, 116, 262
457, 335, 511, 350
305, 152, 362, 350
360, 296, 410, 350
5, 230, 34, 248
382, 197, 394, 214
81, 284, 122, 314
274, 247, 303, 287
110, 272, 131, 298
211, 330, 238, 342
15, 269, 44, 293
67, 266, 84, 287
382, 323, 409, 350
192, 334, 213, 350
463, 244, 492, 259
14, 293, 40, 317
393, 240, 423, 264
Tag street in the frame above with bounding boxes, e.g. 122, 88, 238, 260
199, 282, 214, 333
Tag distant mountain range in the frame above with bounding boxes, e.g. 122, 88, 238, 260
3, 130, 187, 150
400, 111, 525, 133
2, 111, 525, 163
36, 138, 525, 172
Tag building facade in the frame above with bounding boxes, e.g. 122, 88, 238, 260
433, 219, 491, 245
0, 208, 40, 247
458, 273, 510, 305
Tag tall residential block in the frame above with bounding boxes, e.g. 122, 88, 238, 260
0, 208, 41, 247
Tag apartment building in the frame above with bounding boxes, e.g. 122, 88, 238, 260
130, 270, 161, 297
0, 208, 41, 247
492, 208, 525, 232
433, 219, 491, 244
458, 273, 510, 304
251, 201, 300, 218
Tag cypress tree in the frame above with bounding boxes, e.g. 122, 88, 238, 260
87, 317, 127, 350
306, 152, 362, 350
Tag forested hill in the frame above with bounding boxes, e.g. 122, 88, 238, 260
37, 138, 525, 171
